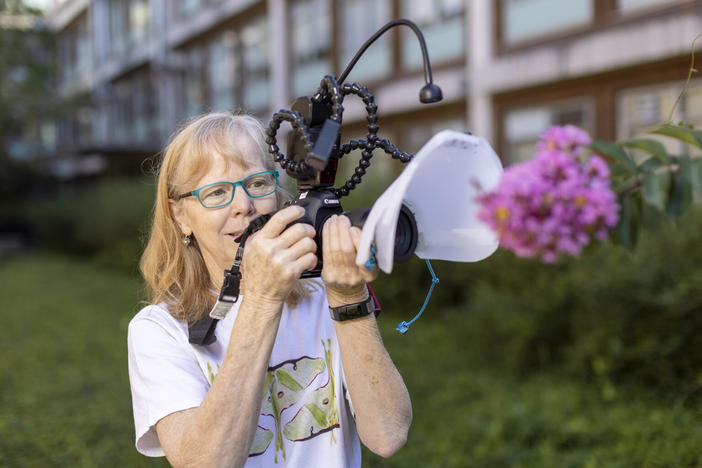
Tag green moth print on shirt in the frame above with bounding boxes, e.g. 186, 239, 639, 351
206, 362, 221, 385
257, 356, 326, 462
283, 340, 339, 442
249, 425, 274, 457
250, 341, 340, 462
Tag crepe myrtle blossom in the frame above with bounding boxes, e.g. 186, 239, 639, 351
478, 125, 619, 263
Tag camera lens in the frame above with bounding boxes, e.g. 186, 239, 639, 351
393, 205, 418, 263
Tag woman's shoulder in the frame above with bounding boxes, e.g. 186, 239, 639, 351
129, 303, 188, 339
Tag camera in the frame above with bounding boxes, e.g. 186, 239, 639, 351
259, 18, 442, 278
267, 93, 419, 278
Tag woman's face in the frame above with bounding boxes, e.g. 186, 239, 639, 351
171, 143, 277, 285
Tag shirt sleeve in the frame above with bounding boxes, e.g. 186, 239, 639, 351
127, 310, 210, 456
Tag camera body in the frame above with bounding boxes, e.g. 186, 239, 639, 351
271, 92, 419, 278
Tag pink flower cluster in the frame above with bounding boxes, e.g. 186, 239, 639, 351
478, 125, 619, 263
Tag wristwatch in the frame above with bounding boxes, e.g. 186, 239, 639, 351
329, 294, 380, 321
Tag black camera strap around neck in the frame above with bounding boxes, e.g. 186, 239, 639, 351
188, 214, 272, 345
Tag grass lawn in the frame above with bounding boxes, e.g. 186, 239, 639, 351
1, 253, 701, 467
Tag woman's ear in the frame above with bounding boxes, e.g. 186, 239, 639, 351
169, 199, 192, 236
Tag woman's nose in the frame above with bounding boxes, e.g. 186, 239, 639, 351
229, 186, 254, 216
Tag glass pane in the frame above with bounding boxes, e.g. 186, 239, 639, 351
290, 0, 331, 98
109, 0, 129, 57
502, 0, 592, 45
242, 17, 270, 111
185, 49, 206, 116
207, 32, 237, 110
129, 0, 150, 45
503, 99, 593, 163
339, 0, 391, 82
401, 0, 465, 68
293, 60, 330, 97
76, 17, 91, 75
617, 0, 679, 12
403, 16, 464, 68
616, 80, 702, 157
176, 0, 202, 19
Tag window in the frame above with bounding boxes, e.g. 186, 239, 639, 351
110, 70, 159, 144
180, 16, 271, 118
108, 0, 150, 58
207, 32, 237, 111
617, 0, 684, 13
499, 0, 691, 49
241, 16, 270, 112
290, 0, 332, 98
616, 79, 702, 156
174, 0, 223, 21
501, 0, 592, 46
400, 0, 465, 68
503, 99, 594, 163
58, 13, 92, 87
338, 0, 392, 83
184, 46, 207, 117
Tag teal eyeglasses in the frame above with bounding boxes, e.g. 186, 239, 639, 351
176, 171, 279, 208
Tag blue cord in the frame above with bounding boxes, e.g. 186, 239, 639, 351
397, 260, 439, 334
364, 244, 378, 270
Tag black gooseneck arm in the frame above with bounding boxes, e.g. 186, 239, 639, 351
335, 18, 442, 103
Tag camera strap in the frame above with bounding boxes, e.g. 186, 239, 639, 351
188, 214, 272, 345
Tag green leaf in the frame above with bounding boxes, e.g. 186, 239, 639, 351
613, 194, 640, 250
642, 171, 671, 211
638, 157, 666, 174
275, 370, 304, 392
666, 171, 693, 220
590, 140, 637, 175
652, 124, 702, 150
620, 139, 670, 165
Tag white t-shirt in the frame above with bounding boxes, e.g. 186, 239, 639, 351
127, 283, 361, 467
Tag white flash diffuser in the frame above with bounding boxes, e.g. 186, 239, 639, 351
355, 130, 504, 274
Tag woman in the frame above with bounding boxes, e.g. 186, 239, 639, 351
128, 112, 412, 467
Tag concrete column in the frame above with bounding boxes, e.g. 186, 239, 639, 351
267, 0, 289, 112
91, 0, 109, 66
467, 0, 495, 145
150, 0, 179, 138
91, 0, 110, 145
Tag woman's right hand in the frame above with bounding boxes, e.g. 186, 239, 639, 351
240, 205, 317, 304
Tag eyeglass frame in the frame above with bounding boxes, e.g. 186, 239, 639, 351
175, 170, 279, 209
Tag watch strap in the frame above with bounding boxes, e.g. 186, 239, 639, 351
329, 294, 380, 321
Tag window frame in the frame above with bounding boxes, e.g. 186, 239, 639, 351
492, 55, 694, 162
494, 0, 698, 55
286, 0, 467, 99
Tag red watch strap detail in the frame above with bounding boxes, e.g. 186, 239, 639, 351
367, 284, 381, 312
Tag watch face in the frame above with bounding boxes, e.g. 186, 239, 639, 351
330, 297, 374, 321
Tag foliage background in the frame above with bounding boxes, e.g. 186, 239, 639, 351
2, 172, 702, 466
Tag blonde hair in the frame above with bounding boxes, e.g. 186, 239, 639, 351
140, 112, 312, 324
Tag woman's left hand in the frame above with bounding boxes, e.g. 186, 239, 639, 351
321, 214, 378, 307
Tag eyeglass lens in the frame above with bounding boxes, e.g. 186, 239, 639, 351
198, 173, 277, 207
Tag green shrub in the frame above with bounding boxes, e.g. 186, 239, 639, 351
5, 178, 156, 272
452, 204, 702, 399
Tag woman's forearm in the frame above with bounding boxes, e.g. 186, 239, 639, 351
159, 296, 283, 468
333, 315, 412, 458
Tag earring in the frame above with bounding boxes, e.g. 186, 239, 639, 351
182, 234, 191, 247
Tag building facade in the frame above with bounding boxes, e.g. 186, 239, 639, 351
45, 0, 702, 179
